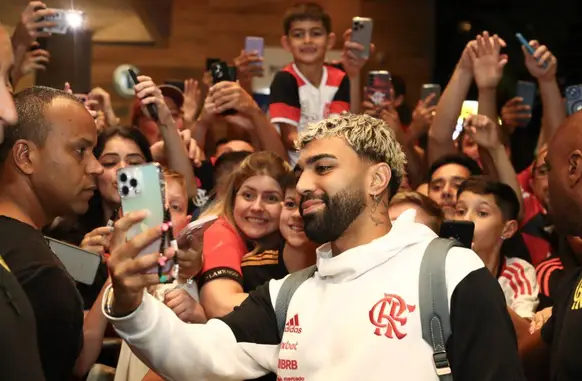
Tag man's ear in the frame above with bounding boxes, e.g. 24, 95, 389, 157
502, 220, 518, 240
12, 139, 38, 175
368, 163, 391, 198
281, 35, 291, 52
326, 32, 336, 51
567, 150, 582, 188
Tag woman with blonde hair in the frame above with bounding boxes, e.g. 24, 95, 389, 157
199, 151, 291, 319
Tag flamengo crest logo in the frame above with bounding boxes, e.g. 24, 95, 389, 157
284, 314, 302, 334
369, 293, 416, 339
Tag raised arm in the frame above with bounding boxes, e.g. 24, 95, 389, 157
104, 211, 280, 381
428, 42, 475, 164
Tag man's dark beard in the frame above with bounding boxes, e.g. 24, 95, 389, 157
300, 186, 366, 244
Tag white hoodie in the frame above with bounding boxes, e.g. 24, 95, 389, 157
105, 210, 525, 381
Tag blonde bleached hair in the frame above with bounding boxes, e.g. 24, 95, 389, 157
296, 113, 407, 197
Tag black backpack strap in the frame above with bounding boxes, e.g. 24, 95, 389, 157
275, 265, 317, 339
419, 238, 460, 381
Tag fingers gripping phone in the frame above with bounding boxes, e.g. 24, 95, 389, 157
367, 71, 392, 106
439, 220, 475, 249
351, 17, 373, 59
36, 8, 85, 35
210, 61, 237, 116
45, 237, 101, 285
420, 84, 441, 108
516, 33, 547, 69
118, 163, 171, 274
128, 69, 159, 121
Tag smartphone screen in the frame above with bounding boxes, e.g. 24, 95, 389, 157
366, 71, 392, 105
245, 37, 264, 57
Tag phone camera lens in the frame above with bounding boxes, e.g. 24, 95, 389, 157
129, 178, 138, 188
119, 173, 127, 182
121, 186, 129, 196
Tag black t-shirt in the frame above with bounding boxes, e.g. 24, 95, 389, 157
0, 262, 45, 381
541, 267, 582, 380
0, 216, 84, 381
241, 244, 288, 293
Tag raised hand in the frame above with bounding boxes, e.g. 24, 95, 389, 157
501, 97, 531, 129
12, 1, 57, 45
133, 75, 175, 126
15, 43, 50, 76
469, 31, 508, 89
234, 50, 264, 80
463, 114, 500, 149
411, 93, 437, 134
523, 40, 557, 81
107, 211, 175, 316
340, 29, 375, 78
182, 79, 201, 123
206, 81, 259, 115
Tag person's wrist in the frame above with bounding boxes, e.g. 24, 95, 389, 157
107, 287, 143, 317
537, 75, 556, 85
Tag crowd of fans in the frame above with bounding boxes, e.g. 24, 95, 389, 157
2, 1, 582, 381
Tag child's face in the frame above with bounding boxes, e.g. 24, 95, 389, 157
284, 20, 333, 65
165, 178, 191, 235
454, 191, 513, 254
279, 188, 310, 248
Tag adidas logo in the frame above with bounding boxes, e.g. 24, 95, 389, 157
284, 314, 302, 334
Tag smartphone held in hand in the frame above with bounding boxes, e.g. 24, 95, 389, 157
420, 84, 441, 108
351, 17, 373, 59
366, 71, 392, 106
118, 163, 171, 274
176, 215, 218, 246
45, 237, 101, 285
39, 9, 85, 35
245, 36, 264, 66
516, 81, 536, 124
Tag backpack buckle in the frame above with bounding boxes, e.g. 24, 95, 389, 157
433, 350, 452, 376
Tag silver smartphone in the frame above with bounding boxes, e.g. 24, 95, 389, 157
118, 163, 170, 274
41, 9, 85, 34
45, 237, 101, 285
351, 17, 373, 59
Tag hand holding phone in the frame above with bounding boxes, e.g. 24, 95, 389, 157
366, 71, 392, 106
515, 81, 536, 124
516, 33, 548, 69
210, 62, 237, 115
351, 17, 373, 59
420, 84, 441, 108
177, 215, 218, 247
118, 163, 169, 274
37, 9, 85, 35
128, 69, 159, 121
46, 237, 101, 285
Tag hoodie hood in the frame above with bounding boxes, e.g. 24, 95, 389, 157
315, 209, 438, 282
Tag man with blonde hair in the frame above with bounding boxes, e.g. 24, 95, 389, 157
103, 113, 524, 380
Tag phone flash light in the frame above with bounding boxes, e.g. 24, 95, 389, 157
66, 11, 84, 29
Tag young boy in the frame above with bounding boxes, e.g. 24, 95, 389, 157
454, 177, 539, 320
269, 2, 368, 164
